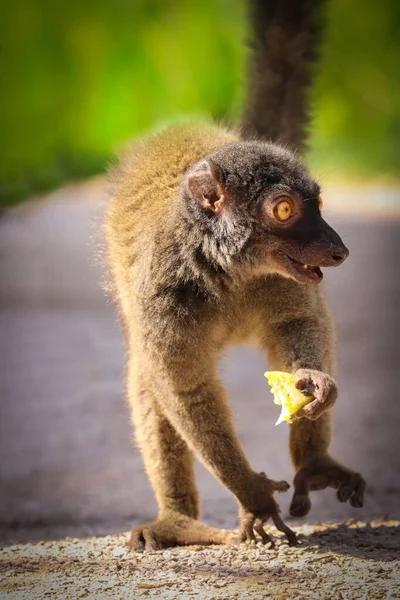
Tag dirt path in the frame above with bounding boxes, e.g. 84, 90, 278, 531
1, 521, 399, 599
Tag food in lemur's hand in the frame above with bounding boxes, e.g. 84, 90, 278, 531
265, 371, 314, 425
104, 0, 366, 551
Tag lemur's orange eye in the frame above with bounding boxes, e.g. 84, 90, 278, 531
275, 199, 293, 221
318, 195, 323, 211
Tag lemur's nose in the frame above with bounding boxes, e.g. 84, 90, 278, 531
329, 243, 349, 265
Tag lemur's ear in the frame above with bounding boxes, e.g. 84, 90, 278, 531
186, 160, 227, 215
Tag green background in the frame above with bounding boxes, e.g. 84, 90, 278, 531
1, 0, 399, 206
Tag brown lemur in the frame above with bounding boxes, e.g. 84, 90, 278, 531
105, 0, 366, 550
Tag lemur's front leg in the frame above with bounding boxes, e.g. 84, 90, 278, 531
266, 306, 366, 517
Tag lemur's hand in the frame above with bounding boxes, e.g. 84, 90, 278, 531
238, 473, 297, 546
293, 369, 338, 421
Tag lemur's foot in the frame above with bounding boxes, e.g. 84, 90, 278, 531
128, 511, 233, 551
290, 456, 366, 518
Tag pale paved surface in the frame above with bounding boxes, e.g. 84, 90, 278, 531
0, 179, 399, 545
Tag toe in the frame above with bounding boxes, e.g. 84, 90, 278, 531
337, 484, 353, 503
301, 401, 325, 420
350, 476, 366, 508
350, 494, 363, 508
337, 473, 365, 505
129, 529, 145, 552
238, 529, 247, 543
254, 519, 274, 545
228, 533, 242, 546
142, 527, 160, 550
287, 531, 298, 546
279, 481, 290, 492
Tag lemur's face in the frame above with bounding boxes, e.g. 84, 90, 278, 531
184, 143, 349, 284
259, 186, 349, 284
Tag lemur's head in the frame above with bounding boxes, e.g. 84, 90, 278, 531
183, 141, 348, 284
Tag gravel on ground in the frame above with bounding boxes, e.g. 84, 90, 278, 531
1, 521, 399, 600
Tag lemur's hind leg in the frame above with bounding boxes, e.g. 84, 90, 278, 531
128, 370, 232, 550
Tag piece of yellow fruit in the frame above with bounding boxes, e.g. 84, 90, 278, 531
264, 371, 314, 425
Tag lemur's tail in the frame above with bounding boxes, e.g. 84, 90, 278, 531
241, 0, 327, 154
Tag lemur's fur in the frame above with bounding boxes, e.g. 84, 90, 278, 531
105, 1, 365, 550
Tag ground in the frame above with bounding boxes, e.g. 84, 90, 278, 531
0, 178, 399, 598
1, 522, 399, 599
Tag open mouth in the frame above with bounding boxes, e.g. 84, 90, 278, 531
285, 255, 323, 283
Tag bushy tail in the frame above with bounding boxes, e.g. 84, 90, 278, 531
241, 0, 327, 154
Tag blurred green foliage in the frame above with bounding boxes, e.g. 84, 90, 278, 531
309, 0, 400, 179
1, 0, 399, 205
